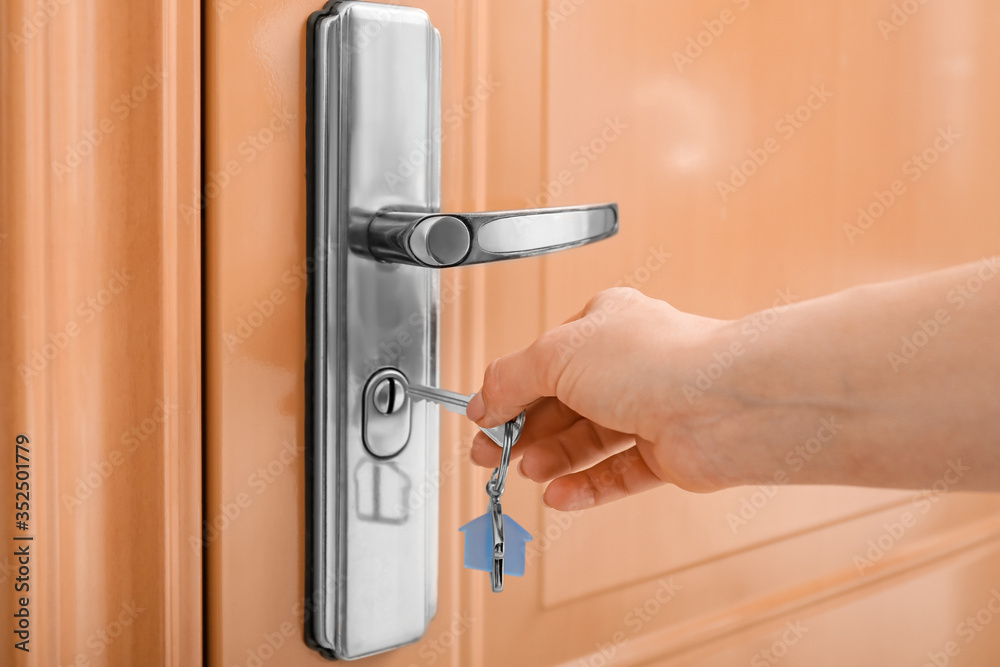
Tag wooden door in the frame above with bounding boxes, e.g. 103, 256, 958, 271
205, 1, 1000, 666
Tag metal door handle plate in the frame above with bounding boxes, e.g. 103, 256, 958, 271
307, 1, 618, 659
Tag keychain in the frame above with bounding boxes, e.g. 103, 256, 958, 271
459, 417, 533, 592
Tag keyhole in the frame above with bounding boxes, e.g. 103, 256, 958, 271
372, 376, 406, 414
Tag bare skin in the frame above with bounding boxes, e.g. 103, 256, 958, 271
465, 258, 1000, 511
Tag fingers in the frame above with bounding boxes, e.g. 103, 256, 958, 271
468, 397, 580, 468
541, 447, 666, 511
466, 326, 573, 428
518, 420, 635, 483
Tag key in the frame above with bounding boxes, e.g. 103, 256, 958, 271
406, 383, 471, 416
406, 382, 526, 447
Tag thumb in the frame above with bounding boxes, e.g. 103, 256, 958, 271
466, 331, 567, 428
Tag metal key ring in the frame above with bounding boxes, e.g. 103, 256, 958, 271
489, 495, 505, 593
481, 410, 526, 448
486, 420, 515, 499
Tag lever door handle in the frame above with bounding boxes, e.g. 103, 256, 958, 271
366, 203, 618, 267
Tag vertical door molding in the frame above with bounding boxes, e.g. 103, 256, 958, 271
0, 0, 201, 665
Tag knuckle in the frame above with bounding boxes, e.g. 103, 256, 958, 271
549, 433, 578, 471
530, 329, 571, 394
574, 472, 599, 505
609, 285, 641, 299
589, 459, 628, 501
587, 286, 639, 312
480, 361, 503, 406
531, 328, 564, 364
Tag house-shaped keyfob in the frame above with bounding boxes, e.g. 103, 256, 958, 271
459, 513, 533, 577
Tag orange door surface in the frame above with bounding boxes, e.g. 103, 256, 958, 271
205, 1, 1000, 666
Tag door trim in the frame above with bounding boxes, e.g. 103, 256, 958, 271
0, 0, 201, 664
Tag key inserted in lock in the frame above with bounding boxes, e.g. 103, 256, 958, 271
362, 370, 525, 459
362, 369, 411, 458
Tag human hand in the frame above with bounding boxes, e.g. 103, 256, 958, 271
465, 288, 742, 511
468, 260, 1000, 502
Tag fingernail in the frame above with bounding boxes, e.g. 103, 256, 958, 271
466, 392, 485, 422
540, 493, 552, 508
517, 459, 528, 479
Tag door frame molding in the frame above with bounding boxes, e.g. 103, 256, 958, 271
0, 0, 201, 664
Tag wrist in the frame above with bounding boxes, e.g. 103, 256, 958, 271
707, 300, 860, 489
673, 305, 849, 490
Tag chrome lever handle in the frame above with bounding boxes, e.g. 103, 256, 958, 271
365, 203, 618, 268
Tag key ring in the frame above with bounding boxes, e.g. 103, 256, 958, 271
487, 420, 515, 592
489, 494, 504, 592
459, 416, 532, 594
486, 420, 515, 499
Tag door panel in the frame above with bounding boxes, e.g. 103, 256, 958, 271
205, 1, 1000, 665
482, 1, 1000, 665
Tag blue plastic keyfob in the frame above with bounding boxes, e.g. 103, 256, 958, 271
458, 512, 532, 577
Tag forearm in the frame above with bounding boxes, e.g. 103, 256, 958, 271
704, 258, 1000, 491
